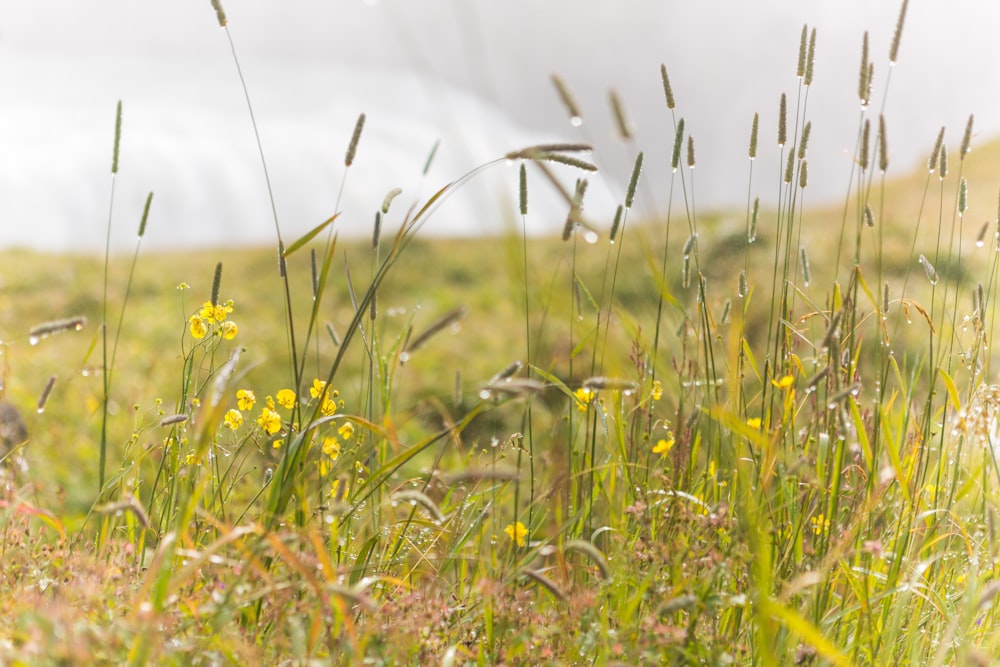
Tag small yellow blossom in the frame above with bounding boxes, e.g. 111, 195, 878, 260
319, 458, 330, 477
321, 395, 337, 416
276, 388, 297, 409
746, 417, 762, 430
257, 407, 282, 435
574, 387, 595, 412
772, 375, 795, 389
188, 315, 208, 339
651, 380, 663, 402
309, 378, 327, 399
223, 409, 243, 430
221, 321, 238, 340
924, 484, 938, 504
236, 389, 256, 412
177, 282, 190, 291
184, 452, 203, 466
652, 438, 674, 459
200, 300, 233, 322
504, 521, 528, 547
338, 422, 354, 440
265, 395, 275, 410
811, 513, 830, 536
322, 436, 341, 460
330, 479, 348, 500
272, 438, 284, 450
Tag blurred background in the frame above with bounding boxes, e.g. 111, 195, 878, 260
0, 0, 994, 250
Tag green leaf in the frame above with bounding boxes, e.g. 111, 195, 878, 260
283, 213, 339, 257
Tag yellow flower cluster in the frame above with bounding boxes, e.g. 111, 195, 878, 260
188, 299, 238, 341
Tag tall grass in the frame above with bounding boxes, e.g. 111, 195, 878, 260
7, 0, 1000, 663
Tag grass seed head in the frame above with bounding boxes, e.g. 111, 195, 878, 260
345, 113, 366, 167
660, 64, 676, 110
890, 0, 909, 63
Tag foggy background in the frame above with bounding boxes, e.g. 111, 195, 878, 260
0, 1, 995, 250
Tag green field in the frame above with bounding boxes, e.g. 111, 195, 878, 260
6, 2, 1000, 664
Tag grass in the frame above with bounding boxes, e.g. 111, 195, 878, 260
6, 1, 1000, 663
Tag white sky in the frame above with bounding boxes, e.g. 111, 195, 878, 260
0, 1, 996, 250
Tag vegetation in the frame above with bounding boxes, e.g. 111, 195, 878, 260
5, 1, 1000, 664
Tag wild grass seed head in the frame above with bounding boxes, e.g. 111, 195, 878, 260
345, 113, 365, 166
784, 149, 795, 183
878, 115, 889, 172
660, 64, 676, 110
749, 112, 759, 159
112, 101, 122, 174
138, 192, 153, 237
381, 188, 402, 214
928, 126, 945, 172
625, 152, 643, 209
609, 89, 633, 140
552, 74, 582, 125
858, 31, 870, 106
610, 205, 623, 242
211, 261, 223, 306
859, 119, 871, 170
805, 28, 817, 85
519, 163, 528, 216
36, 375, 56, 413
890, 0, 909, 64
671, 118, 685, 170
778, 93, 787, 146
210, 0, 227, 27
961, 114, 974, 160
798, 121, 812, 159
797, 24, 808, 78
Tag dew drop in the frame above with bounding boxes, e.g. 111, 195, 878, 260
28, 336, 39, 346
583, 230, 599, 244
570, 116, 583, 127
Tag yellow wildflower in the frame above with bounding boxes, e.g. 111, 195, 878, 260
574, 387, 594, 412
504, 521, 528, 547
322, 436, 341, 460
257, 407, 282, 435
272, 438, 284, 450
338, 422, 354, 440
811, 514, 830, 536
746, 417, 762, 430
223, 409, 242, 430
177, 282, 190, 291
309, 378, 327, 399
188, 315, 208, 339
652, 438, 674, 459
236, 389, 256, 412
651, 380, 663, 402
319, 458, 330, 477
330, 479, 348, 500
276, 388, 297, 409
772, 375, 794, 389
221, 321, 238, 340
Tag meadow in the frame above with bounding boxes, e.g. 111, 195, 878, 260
5, 1, 1000, 664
